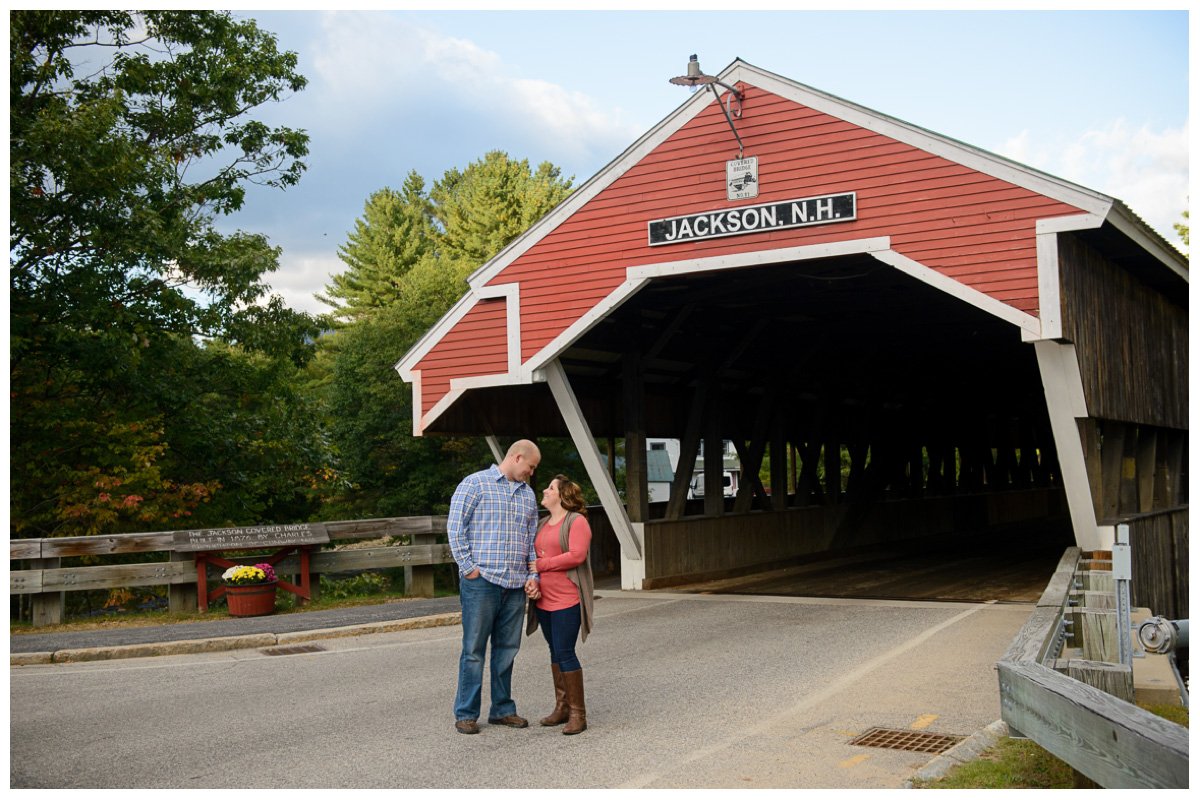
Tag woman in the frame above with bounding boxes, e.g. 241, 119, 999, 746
525, 474, 594, 735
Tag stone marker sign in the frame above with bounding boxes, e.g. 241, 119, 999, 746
173, 522, 330, 552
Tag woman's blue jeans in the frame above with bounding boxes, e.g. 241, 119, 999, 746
455, 576, 526, 721
536, 603, 582, 672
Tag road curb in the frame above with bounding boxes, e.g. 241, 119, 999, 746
275, 612, 462, 645
10, 612, 463, 666
11, 651, 55, 666
903, 719, 1009, 786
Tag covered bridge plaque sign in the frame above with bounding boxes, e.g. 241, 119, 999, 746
173, 522, 330, 553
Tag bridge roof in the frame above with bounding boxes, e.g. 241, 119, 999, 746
395, 59, 1186, 436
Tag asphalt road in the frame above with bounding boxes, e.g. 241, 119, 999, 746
10, 590, 1031, 789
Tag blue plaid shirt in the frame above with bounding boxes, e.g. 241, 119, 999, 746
447, 464, 538, 589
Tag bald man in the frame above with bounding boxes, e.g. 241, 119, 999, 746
448, 440, 543, 734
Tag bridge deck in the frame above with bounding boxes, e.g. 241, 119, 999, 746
657, 526, 1073, 603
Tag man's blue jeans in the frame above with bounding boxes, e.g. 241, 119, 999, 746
455, 575, 526, 721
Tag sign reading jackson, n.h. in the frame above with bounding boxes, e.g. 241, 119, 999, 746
648, 191, 856, 246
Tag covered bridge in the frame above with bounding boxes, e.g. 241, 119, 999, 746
395, 60, 1187, 607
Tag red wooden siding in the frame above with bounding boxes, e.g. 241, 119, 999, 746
417, 297, 508, 415
414, 83, 1087, 421
494, 86, 1083, 358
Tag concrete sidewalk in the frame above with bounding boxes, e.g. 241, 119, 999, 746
10, 595, 464, 664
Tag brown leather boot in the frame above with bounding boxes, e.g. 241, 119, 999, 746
562, 668, 587, 735
540, 663, 569, 726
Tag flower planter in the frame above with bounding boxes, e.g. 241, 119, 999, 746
225, 581, 279, 617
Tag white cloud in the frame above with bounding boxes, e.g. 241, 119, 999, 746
306, 11, 641, 161
998, 118, 1189, 251
266, 253, 345, 317
996, 129, 1050, 171
1064, 117, 1189, 248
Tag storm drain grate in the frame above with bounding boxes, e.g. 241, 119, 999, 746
849, 727, 964, 754
261, 645, 326, 656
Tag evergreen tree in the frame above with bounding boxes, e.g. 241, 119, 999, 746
432, 150, 573, 266
316, 151, 573, 517
317, 171, 435, 322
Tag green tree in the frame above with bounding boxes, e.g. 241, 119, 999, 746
11, 11, 311, 347
10, 11, 323, 537
1175, 206, 1189, 248
322, 298, 490, 519
431, 150, 573, 266
317, 171, 436, 323
315, 152, 574, 517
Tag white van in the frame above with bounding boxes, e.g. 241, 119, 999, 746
689, 470, 738, 498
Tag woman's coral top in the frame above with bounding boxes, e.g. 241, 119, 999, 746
534, 515, 592, 611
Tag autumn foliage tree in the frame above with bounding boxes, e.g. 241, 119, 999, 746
10, 11, 329, 537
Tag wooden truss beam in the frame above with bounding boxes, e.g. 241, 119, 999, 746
1034, 340, 1105, 550
544, 360, 642, 560
665, 383, 707, 521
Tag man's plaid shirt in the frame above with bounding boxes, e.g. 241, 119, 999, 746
447, 464, 538, 589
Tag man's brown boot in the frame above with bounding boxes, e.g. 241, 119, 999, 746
562, 669, 587, 735
540, 663, 569, 726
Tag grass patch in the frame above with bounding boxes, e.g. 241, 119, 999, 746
1140, 703, 1189, 727
911, 737, 1074, 789
913, 703, 1188, 789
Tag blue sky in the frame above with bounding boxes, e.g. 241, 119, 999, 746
225, 8, 1189, 316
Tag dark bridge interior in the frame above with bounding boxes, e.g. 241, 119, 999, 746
436, 254, 1076, 598
447, 254, 1060, 499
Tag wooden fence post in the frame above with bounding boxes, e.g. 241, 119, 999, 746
168, 551, 198, 613
29, 557, 63, 626
409, 533, 436, 598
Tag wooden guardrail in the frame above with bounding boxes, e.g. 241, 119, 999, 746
10, 517, 452, 626
996, 547, 1188, 788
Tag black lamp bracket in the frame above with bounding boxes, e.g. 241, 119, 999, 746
709, 81, 746, 158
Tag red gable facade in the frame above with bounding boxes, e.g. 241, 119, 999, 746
397, 60, 1125, 435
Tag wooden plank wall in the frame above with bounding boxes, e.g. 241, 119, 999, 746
1127, 509, 1189, 620
1057, 233, 1188, 430
640, 488, 1064, 586
1057, 233, 1188, 618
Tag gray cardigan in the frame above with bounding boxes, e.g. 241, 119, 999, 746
524, 511, 595, 642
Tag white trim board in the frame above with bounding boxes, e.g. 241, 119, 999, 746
475, 282, 522, 375
1031, 213, 1106, 342
411, 235, 1053, 434
1034, 340, 1102, 551
525, 236, 1042, 374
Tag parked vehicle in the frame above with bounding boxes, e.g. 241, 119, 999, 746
690, 470, 738, 498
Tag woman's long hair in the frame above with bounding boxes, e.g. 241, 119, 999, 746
554, 474, 588, 517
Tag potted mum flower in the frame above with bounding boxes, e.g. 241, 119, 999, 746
221, 563, 279, 617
